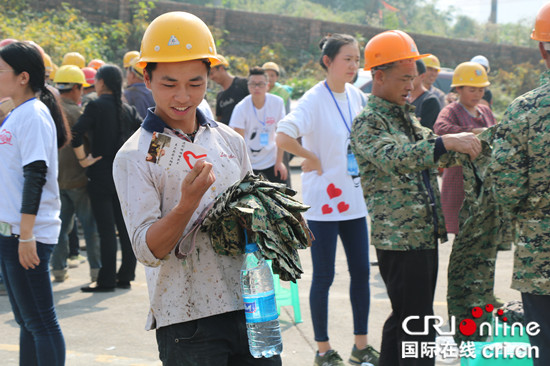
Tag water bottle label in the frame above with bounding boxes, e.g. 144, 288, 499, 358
243, 290, 278, 323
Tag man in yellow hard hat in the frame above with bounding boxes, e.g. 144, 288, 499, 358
350, 30, 481, 365
262, 61, 291, 113
52, 65, 101, 284
112, 12, 281, 365
421, 54, 446, 106
209, 54, 249, 124
123, 57, 154, 119
485, 4, 550, 364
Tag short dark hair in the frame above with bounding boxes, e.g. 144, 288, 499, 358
145, 60, 211, 80
318, 33, 358, 71
248, 66, 265, 77
415, 59, 426, 75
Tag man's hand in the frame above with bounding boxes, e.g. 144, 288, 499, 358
176, 160, 216, 213
274, 161, 288, 181
441, 132, 482, 160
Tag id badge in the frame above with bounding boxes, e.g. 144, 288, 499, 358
0, 222, 12, 237
260, 132, 269, 147
347, 152, 359, 176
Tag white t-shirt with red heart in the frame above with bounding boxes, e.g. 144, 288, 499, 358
277, 81, 367, 221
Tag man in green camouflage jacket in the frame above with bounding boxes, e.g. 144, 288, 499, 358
351, 30, 481, 365
485, 6, 550, 364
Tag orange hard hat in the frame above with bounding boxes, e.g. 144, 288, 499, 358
532, 3, 550, 42
364, 30, 429, 71
87, 59, 105, 70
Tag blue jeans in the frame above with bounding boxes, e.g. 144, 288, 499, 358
522, 292, 550, 366
156, 310, 281, 366
0, 235, 65, 366
51, 186, 101, 270
308, 218, 371, 342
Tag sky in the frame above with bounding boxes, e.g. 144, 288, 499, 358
435, 0, 545, 24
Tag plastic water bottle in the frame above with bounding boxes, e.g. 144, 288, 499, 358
240, 242, 283, 358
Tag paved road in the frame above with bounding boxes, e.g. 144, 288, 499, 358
0, 165, 520, 365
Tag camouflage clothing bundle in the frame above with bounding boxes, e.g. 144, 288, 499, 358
200, 172, 311, 282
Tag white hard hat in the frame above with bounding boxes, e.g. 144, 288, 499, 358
470, 55, 490, 73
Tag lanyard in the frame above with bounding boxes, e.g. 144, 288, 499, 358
0, 97, 36, 128
324, 81, 352, 134
252, 102, 266, 127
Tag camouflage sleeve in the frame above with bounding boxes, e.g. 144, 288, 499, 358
351, 111, 438, 176
486, 102, 529, 211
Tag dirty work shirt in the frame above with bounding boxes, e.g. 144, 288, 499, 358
487, 69, 550, 296
229, 93, 285, 170
276, 81, 367, 221
113, 108, 252, 330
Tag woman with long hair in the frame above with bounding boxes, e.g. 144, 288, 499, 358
0, 41, 68, 366
276, 34, 378, 366
72, 64, 142, 292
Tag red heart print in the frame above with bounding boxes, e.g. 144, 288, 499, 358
327, 183, 342, 199
337, 201, 350, 213
322, 204, 333, 215
183, 151, 207, 169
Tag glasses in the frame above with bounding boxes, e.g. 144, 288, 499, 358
248, 82, 267, 88
0, 69, 14, 73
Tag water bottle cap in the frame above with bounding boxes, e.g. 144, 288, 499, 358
245, 242, 259, 253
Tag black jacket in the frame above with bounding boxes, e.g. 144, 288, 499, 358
72, 94, 142, 185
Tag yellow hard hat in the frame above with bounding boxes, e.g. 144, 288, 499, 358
54, 65, 91, 89
49, 63, 58, 81
422, 55, 440, 70
364, 30, 430, 71
137, 11, 221, 69
216, 55, 229, 68
262, 62, 280, 74
451, 62, 490, 88
129, 56, 144, 77
43, 53, 53, 75
532, 2, 550, 42
123, 51, 140, 68
62, 52, 86, 68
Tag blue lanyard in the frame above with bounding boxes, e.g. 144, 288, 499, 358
0, 97, 36, 128
252, 102, 266, 127
324, 81, 352, 134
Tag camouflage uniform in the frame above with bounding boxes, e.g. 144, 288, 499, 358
446, 127, 518, 343
486, 70, 550, 296
351, 94, 452, 365
350, 95, 448, 251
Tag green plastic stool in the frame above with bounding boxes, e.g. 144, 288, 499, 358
267, 260, 303, 324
